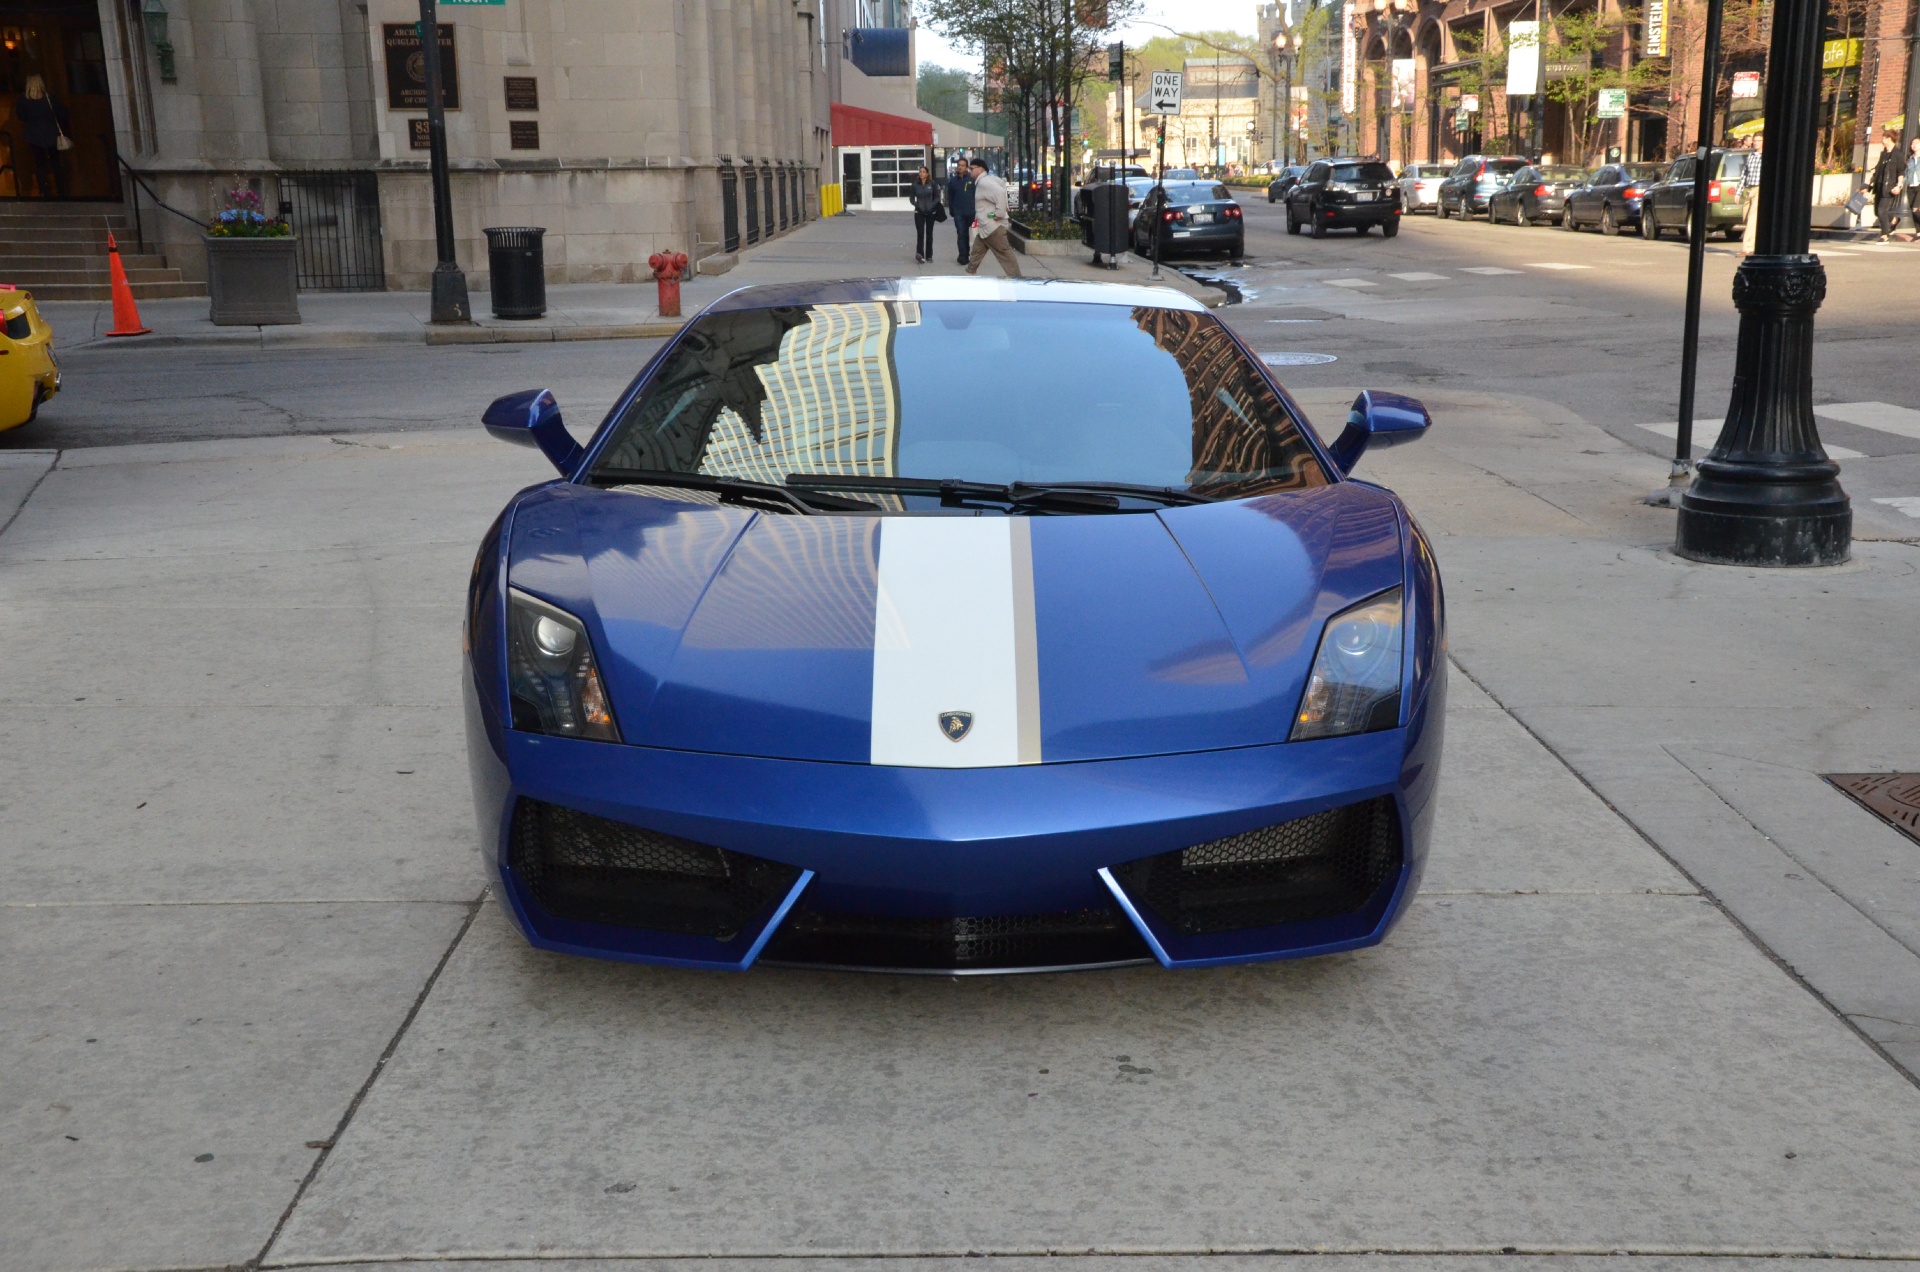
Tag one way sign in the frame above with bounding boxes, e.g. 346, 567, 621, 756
1148, 70, 1184, 115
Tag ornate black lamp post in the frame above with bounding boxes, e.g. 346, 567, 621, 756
1675, 0, 1849, 565
418, 0, 470, 324
1270, 29, 1296, 166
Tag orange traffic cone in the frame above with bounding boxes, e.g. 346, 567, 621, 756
105, 233, 151, 337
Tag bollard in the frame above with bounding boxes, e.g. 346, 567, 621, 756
648, 251, 689, 318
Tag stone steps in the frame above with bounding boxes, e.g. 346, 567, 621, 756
0, 202, 204, 300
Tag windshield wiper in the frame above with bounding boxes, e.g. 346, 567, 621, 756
787, 474, 1208, 512
591, 468, 879, 514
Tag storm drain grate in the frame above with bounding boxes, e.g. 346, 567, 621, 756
1824, 773, 1920, 845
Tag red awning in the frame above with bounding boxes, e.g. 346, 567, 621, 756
831, 102, 933, 148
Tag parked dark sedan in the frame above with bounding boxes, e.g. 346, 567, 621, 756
1487, 165, 1590, 226
1285, 159, 1402, 238
1132, 181, 1245, 258
1434, 155, 1527, 219
1267, 165, 1309, 202
1562, 162, 1666, 235
1639, 149, 1755, 242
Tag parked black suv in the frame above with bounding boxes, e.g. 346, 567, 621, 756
1435, 155, 1528, 219
1285, 159, 1402, 237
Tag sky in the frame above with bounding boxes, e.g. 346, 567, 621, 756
914, 1, 1261, 72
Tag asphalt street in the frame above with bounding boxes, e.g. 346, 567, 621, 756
4, 208, 1918, 1271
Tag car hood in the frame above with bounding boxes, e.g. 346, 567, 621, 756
507, 482, 1404, 766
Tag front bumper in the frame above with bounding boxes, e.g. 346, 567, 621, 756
466, 669, 1443, 973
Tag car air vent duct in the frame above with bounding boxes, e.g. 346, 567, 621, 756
508, 799, 801, 940
760, 903, 1152, 971
1110, 796, 1401, 936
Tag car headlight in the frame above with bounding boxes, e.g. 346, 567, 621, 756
1290, 587, 1403, 741
505, 588, 620, 742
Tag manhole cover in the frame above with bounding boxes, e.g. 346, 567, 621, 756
1261, 352, 1338, 366
1825, 773, 1920, 844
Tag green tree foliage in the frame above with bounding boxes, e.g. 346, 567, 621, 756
1534, 10, 1669, 163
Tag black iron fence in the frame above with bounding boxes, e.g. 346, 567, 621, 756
278, 171, 385, 291
720, 163, 740, 252
743, 165, 761, 245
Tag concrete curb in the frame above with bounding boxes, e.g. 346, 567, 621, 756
425, 319, 686, 345
56, 317, 687, 354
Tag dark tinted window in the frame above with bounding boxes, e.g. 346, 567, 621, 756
1487, 159, 1529, 174
592, 301, 1329, 500
1591, 166, 1619, 184
1307, 163, 1329, 181
1332, 162, 1394, 182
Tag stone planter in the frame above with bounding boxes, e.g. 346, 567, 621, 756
205, 236, 301, 326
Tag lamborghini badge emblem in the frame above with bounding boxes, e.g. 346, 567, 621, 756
938, 711, 974, 742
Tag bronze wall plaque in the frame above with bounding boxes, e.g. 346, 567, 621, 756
505, 77, 539, 111
509, 120, 541, 150
408, 118, 432, 150
384, 22, 459, 111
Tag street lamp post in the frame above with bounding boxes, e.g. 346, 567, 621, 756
1674, 0, 1851, 565
418, 0, 469, 324
1271, 30, 1296, 167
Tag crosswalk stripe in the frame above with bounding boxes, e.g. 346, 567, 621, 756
1527, 262, 1591, 270
1461, 266, 1523, 275
1637, 420, 1866, 460
1389, 271, 1448, 280
1872, 496, 1920, 518
1815, 401, 1920, 440
1324, 277, 1377, 288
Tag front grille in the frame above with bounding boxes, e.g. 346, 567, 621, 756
1111, 797, 1401, 936
508, 799, 801, 940
760, 903, 1152, 971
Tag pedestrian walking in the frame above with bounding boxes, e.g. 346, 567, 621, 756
963, 157, 1021, 277
909, 165, 944, 264
945, 156, 976, 265
16, 74, 71, 200
1872, 128, 1904, 242
1739, 132, 1763, 255
1904, 136, 1920, 241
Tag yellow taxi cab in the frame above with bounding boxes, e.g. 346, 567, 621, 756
1, 285, 61, 432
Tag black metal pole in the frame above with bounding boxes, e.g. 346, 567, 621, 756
419, 0, 470, 323
1152, 124, 1166, 279
1675, 0, 1851, 565
1671, 0, 1725, 494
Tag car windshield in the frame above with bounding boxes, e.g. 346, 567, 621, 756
1487, 159, 1529, 175
589, 300, 1328, 502
1332, 162, 1394, 182
1540, 166, 1588, 180
1160, 181, 1233, 201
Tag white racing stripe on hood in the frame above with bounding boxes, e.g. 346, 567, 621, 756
870, 517, 1042, 767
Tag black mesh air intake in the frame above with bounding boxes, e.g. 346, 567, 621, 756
760, 903, 1151, 971
508, 799, 801, 940
1110, 796, 1402, 936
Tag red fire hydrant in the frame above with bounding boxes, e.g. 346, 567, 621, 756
649, 251, 689, 318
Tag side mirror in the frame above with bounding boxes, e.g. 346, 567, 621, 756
1328, 389, 1431, 475
483, 388, 584, 478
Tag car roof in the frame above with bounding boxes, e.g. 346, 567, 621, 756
707, 276, 1209, 315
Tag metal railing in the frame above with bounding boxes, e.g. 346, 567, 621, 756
278, 171, 385, 291
115, 153, 207, 252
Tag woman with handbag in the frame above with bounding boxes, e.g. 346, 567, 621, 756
909, 165, 945, 264
16, 75, 71, 199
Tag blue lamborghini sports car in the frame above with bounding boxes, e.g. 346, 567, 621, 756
465, 277, 1445, 973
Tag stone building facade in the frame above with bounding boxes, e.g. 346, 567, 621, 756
42, 0, 839, 290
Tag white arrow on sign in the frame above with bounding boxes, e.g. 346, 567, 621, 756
1148, 70, 1184, 115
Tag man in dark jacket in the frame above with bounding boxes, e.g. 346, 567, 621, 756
945, 157, 976, 265
1871, 127, 1904, 242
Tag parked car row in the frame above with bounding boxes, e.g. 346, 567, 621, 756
1405, 150, 1758, 241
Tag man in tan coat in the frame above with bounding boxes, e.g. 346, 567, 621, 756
964, 157, 1022, 277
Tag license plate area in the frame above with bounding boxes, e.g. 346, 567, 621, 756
1355, 191, 1376, 202
1190, 213, 1214, 224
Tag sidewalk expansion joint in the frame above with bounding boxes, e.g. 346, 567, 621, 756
1447, 657, 1920, 1094
251, 889, 487, 1272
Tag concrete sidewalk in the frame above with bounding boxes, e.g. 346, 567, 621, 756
41, 212, 1222, 353
3, 378, 1918, 1270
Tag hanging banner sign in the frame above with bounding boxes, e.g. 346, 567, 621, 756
384, 22, 459, 110
1461, 93, 1480, 113
1644, 0, 1668, 57
1506, 21, 1542, 96
1597, 87, 1628, 118
1342, 24, 1357, 114
1391, 57, 1417, 110
1731, 70, 1762, 97
1822, 38, 1862, 69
